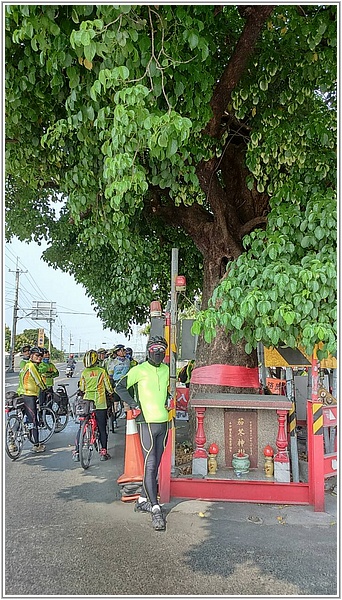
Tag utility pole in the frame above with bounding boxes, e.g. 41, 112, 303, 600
170, 248, 179, 399
68, 332, 74, 356
8, 259, 27, 373
170, 248, 179, 477
60, 324, 63, 353
48, 309, 53, 354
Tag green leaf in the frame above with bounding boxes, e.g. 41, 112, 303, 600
118, 65, 129, 80
158, 133, 168, 148
301, 236, 312, 248
167, 139, 178, 157
84, 41, 96, 62
314, 226, 324, 241
71, 8, 79, 23
245, 342, 253, 354
188, 32, 199, 49
86, 105, 94, 121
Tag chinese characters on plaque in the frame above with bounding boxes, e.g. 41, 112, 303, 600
266, 377, 286, 395
224, 410, 258, 468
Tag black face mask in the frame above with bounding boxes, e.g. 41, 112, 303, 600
148, 348, 165, 367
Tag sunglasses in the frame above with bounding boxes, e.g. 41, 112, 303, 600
149, 344, 166, 352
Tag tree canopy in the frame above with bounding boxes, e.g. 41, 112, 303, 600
4, 325, 64, 360
5, 5, 336, 366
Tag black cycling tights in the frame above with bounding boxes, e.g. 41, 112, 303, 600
23, 395, 39, 445
95, 409, 108, 450
138, 422, 168, 506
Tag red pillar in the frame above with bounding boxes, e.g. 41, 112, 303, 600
193, 407, 207, 458
274, 410, 290, 462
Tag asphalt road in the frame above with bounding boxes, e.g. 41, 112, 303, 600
4, 366, 338, 596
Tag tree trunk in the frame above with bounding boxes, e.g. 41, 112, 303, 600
192, 249, 258, 393
187, 249, 259, 444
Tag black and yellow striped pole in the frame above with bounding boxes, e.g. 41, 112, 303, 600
286, 367, 299, 482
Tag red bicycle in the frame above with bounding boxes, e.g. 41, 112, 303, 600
76, 399, 102, 469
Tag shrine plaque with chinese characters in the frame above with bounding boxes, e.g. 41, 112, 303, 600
224, 409, 258, 468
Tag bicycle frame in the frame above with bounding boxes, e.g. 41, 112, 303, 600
83, 411, 98, 444
79, 410, 100, 469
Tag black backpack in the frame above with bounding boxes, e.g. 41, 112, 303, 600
178, 365, 188, 384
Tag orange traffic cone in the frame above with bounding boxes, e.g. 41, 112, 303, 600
117, 410, 144, 487
120, 483, 142, 502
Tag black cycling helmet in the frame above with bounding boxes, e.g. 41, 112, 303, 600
42, 347, 49, 354
21, 344, 31, 353
29, 346, 44, 356
147, 336, 167, 367
147, 336, 168, 350
97, 347, 106, 354
113, 344, 125, 354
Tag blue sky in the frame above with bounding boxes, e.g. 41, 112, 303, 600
5, 238, 148, 354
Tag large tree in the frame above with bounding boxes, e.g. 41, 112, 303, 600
5, 5, 336, 386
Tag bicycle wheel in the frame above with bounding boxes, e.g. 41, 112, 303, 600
114, 400, 124, 420
5, 415, 23, 460
37, 407, 56, 443
54, 406, 69, 433
79, 418, 93, 469
107, 404, 115, 433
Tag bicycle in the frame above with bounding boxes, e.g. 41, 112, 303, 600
106, 384, 125, 433
5, 392, 56, 460
107, 398, 124, 433
43, 384, 70, 433
75, 398, 102, 469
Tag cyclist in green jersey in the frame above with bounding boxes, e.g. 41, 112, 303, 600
38, 348, 59, 404
116, 336, 170, 531
96, 348, 107, 369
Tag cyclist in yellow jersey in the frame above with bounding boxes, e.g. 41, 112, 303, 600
116, 336, 170, 531
17, 346, 47, 452
73, 350, 113, 462
19, 344, 31, 370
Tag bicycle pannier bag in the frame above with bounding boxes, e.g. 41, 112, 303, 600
5, 391, 24, 410
75, 399, 95, 417
54, 387, 69, 415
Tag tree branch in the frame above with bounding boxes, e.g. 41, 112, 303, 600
204, 5, 274, 138
147, 188, 214, 254
239, 216, 267, 238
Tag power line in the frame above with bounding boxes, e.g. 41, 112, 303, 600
57, 310, 97, 316
6, 250, 72, 349
8, 260, 27, 372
